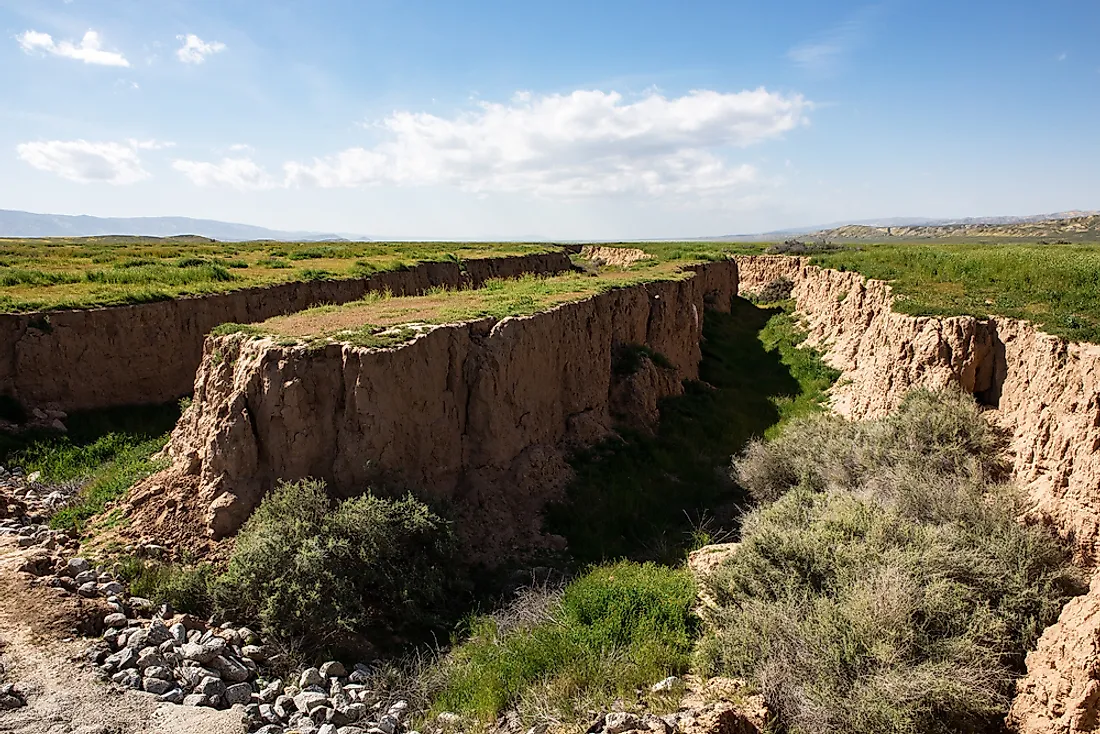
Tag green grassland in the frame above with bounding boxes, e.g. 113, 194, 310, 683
0, 236, 558, 312
809, 241, 1100, 342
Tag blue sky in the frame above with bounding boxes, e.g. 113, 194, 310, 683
1, 0, 1097, 239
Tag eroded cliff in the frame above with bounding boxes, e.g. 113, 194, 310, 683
0, 252, 571, 413
736, 255, 1100, 734
121, 262, 738, 562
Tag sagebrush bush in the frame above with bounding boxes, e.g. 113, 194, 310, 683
733, 388, 1006, 504
433, 562, 696, 725
701, 389, 1081, 734
214, 478, 463, 652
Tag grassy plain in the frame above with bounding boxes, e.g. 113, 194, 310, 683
809, 241, 1100, 342
0, 236, 556, 312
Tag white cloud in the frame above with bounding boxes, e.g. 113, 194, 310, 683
176, 34, 226, 64
228, 143, 255, 153
1057, 52, 1068, 62
283, 88, 809, 198
16, 29, 130, 67
16, 139, 154, 184
173, 157, 278, 190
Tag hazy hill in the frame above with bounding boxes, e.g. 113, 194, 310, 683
713, 211, 1100, 241
0, 209, 349, 241
817, 214, 1100, 240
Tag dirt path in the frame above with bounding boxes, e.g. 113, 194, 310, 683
0, 537, 246, 734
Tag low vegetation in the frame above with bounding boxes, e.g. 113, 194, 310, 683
430, 562, 696, 725
0, 402, 180, 533
812, 242, 1100, 342
697, 390, 1082, 734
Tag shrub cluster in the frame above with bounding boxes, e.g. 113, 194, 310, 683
749, 277, 795, 303
698, 390, 1081, 734
215, 479, 464, 653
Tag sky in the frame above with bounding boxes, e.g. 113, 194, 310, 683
0, 0, 1098, 239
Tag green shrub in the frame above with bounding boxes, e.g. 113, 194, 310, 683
433, 562, 696, 724
214, 479, 463, 652
699, 390, 1082, 734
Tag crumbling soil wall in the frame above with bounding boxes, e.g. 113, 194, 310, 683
736, 255, 1100, 734
121, 261, 738, 563
0, 253, 572, 413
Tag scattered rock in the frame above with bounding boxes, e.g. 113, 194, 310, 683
0, 683, 27, 710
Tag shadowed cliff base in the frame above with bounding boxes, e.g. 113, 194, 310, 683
546, 297, 838, 565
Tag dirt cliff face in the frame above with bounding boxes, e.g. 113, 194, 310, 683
0, 253, 572, 413
736, 255, 1100, 734
122, 261, 737, 563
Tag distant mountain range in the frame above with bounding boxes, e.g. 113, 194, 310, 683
2, 207, 1098, 243
0, 209, 350, 241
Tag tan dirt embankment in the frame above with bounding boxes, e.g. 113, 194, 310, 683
0, 252, 572, 413
119, 262, 738, 563
736, 255, 1100, 734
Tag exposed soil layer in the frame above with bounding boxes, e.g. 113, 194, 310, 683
736, 255, 1100, 734
117, 262, 738, 564
0, 252, 571, 413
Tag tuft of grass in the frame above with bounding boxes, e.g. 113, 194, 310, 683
115, 558, 216, 616
85, 262, 237, 285
0, 269, 81, 287
432, 561, 696, 725
210, 322, 264, 338
47, 436, 168, 532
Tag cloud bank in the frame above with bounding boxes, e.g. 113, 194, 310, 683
16, 139, 167, 184
17, 29, 130, 67
177, 88, 810, 197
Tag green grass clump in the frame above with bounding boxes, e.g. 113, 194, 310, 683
85, 262, 237, 285
812, 242, 1100, 342
115, 558, 216, 616
433, 561, 696, 724
0, 269, 81, 287
214, 478, 465, 654
697, 390, 1082, 734
47, 437, 168, 532
547, 299, 838, 563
